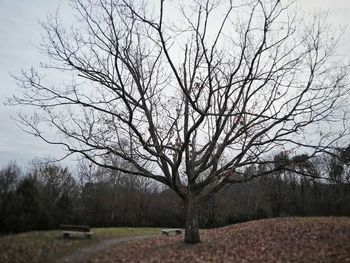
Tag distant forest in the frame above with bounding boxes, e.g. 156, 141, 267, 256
1, 146, 350, 234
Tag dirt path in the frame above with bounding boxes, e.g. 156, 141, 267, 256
55, 235, 157, 263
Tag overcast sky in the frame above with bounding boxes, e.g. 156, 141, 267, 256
1, 0, 350, 169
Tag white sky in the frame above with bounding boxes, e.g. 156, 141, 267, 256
0, 0, 350, 169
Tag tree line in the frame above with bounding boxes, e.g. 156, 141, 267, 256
1, 147, 349, 234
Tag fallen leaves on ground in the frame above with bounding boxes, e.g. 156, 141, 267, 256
89, 217, 350, 263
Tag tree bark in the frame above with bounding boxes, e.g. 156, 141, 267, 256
184, 193, 200, 244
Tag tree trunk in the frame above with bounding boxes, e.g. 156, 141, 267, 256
184, 193, 200, 244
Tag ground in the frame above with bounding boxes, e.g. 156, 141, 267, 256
1, 217, 349, 263
0, 228, 160, 263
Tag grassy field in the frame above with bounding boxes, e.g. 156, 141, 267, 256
1, 218, 350, 263
0, 227, 160, 263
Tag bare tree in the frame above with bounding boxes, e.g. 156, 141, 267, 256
10, 0, 349, 243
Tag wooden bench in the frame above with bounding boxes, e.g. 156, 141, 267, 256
60, 224, 93, 238
161, 228, 183, 236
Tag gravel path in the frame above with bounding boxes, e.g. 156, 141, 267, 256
55, 235, 157, 263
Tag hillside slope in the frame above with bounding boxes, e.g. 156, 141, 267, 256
90, 217, 350, 263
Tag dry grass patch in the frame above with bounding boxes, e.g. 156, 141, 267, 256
0, 227, 160, 263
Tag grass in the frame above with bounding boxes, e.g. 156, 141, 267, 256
0, 227, 161, 263
93, 227, 161, 238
